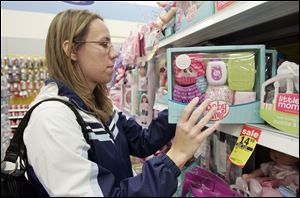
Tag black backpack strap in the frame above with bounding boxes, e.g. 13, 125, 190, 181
3, 98, 91, 165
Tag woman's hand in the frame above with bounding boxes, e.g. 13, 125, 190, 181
166, 97, 220, 169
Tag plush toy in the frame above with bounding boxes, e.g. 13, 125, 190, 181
153, 1, 177, 31
241, 150, 299, 197
173, 53, 206, 104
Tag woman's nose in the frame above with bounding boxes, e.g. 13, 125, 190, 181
109, 47, 118, 60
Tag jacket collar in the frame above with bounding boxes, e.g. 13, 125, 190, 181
45, 79, 89, 111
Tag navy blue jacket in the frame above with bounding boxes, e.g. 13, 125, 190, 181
24, 79, 180, 197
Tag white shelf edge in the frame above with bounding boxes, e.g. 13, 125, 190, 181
9, 116, 24, 119
153, 102, 168, 112
10, 125, 18, 129
8, 109, 28, 113
159, 1, 299, 48
209, 123, 299, 158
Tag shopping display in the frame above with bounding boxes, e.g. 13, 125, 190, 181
181, 166, 241, 197
260, 61, 299, 136
240, 150, 299, 197
1, 1, 298, 197
1, 56, 48, 133
1, 76, 13, 163
175, 1, 214, 33
167, 45, 266, 124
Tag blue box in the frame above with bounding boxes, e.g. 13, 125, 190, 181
175, 1, 215, 33
167, 45, 266, 124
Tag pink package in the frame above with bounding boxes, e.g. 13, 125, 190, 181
173, 53, 206, 86
173, 84, 205, 104
234, 91, 256, 105
205, 85, 234, 105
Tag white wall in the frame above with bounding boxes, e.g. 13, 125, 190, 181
1, 9, 145, 55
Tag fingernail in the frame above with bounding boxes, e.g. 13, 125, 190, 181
193, 97, 199, 102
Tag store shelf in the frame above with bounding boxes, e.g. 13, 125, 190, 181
209, 123, 299, 158
159, 1, 299, 48
153, 103, 299, 157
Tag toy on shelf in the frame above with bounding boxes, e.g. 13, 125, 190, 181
114, 65, 125, 89
124, 67, 133, 86
140, 94, 150, 125
1, 55, 47, 132
173, 53, 206, 104
167, 45, 266, 124
227, 52, 256, 91
156, 53, 168, 96
206, 58, 227, 86
153, 1, 177, 31
260, 61, 299, 136
1, 75, 13, 162
215, 1, 236, 13
175, 1, 214, 33
138, 66, 147, 91
181, 166, 242, 197
238, 150, 299, 197
122, 84, 132, 113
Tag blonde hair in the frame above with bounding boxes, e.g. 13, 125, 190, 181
45, 9, 113, 122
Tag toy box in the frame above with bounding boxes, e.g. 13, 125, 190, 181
121, 84, 132, 114
167, 45, 266, 124
260, 62, 299, 136
175, 1, 214, 33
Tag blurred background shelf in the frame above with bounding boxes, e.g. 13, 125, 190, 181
159, 1, 299, 48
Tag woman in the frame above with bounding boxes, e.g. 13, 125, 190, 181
23, 9, 219, 197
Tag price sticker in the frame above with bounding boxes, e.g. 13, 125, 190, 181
229, 125, 261, 167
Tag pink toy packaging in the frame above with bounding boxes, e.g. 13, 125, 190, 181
167, 45, 266, 124
235, 150, 299, 197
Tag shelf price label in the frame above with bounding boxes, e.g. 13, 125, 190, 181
229, 125, 261, 167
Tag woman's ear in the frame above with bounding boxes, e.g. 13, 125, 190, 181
63, 40, 78, 61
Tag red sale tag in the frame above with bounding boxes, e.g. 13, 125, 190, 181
229, 125, 262, 167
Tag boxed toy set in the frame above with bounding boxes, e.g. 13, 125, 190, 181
167, 45, 266, 124
175, 1, 215, 33
260, 61, 299, 136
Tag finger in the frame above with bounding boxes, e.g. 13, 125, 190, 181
180, 97, 199, 122
193, 106, 217, 132
196, 121, 220, 142
188, 98, 212, 126
189, 107, 216, 137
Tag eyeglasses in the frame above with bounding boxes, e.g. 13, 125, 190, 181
74, 40, 113, 51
